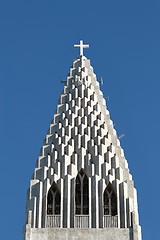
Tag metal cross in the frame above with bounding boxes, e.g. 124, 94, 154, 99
74, 40, 89, 56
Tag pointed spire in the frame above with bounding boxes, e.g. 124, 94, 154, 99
24, 43, 142, 240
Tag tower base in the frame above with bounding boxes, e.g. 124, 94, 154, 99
23, 226, 141, 240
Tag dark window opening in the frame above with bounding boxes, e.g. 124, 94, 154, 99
103, 182, 117, 216
75, 169, 89, 215
47, 182, 61, 215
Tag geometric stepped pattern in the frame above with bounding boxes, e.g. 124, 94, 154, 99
24, 53, 142, 240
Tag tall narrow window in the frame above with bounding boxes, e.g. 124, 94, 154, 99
47, 182, 61, 215
75, 169, 89, 215
103, 182, 117, 216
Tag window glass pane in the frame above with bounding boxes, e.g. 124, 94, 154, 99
107, 183, 112, 193
83, 175, 89, 214
111, 191, 117, 216
103, 183, 117, 216
104, 189, 109, 215
75, 171, 89, 215
75, 175, 81, 214
47, 183, 61, 215
55, 191, 61, 214
47, 190, 53, 215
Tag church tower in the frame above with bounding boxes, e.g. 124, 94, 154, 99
23, 41, 142, 240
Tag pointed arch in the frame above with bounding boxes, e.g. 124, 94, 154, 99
75, 169, 89, 215
47, 182, 61, 215
103, 182, 117, 216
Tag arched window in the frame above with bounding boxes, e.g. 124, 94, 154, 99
47, 182, 61, 215
103, 182, 117, 216
75, 169, 89, 215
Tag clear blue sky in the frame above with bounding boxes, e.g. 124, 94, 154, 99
0, 1, 160, 239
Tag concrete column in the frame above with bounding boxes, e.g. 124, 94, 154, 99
63, 175, 71, 227
89, 177, 92, 228
23, 224, 31, 240
37, 181, 43, 228
70, 178, 75, 227
114, 180, 119, 228
60, 178, 64, 228
42, 178, 49, 228
99, 179, 104, 228
119, 182, 127, 228
91, 175, 99, 228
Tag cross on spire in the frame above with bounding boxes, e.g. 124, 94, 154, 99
74, 40, 89, 56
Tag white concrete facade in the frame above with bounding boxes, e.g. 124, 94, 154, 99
23, 54, 142, 240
